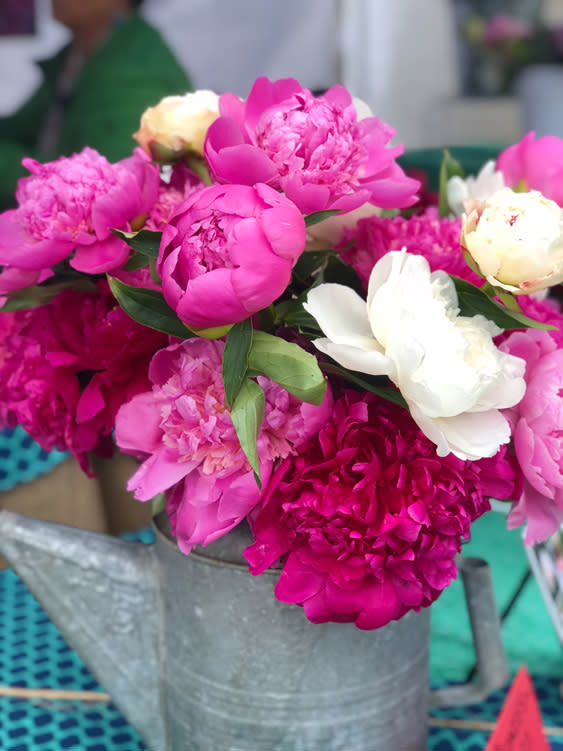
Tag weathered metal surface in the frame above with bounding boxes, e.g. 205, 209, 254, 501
0, 509, 506, 750
431, 555, 509, 708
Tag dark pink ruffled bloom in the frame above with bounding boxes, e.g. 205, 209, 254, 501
245, 390, 517, 629
497, 132, 563, 206
204, 77, 420, 214
115, 338, 333, 553
339, 208, 480, 290
500, 317, 563, 543
0, 282, 167, 472
157, 182, 306, 330
0, 147, 159, 279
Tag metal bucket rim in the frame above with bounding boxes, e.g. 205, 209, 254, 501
151, 511, 280, 575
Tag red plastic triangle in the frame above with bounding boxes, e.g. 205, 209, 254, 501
485, 666, 550, 751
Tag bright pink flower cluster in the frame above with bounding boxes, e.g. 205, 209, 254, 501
245, 390, 516, 629
0, 147, 159, 283
497, 132, 563, 206
339, 208, 480, 290
115, 338, 333, 553
0, 282, 167, 472
158, 182, 306, 330
205, 77, 420, 214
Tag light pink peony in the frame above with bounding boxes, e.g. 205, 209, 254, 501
157, 182, 306, 330
497, 132, 563, 207
204, 76, 420, 214
500, 326, 563, 543
115, 338, 333, 553
339, 208, 481, 290
0, 282, 167, 472
0, 147, 159, 279
245, 390, 517, 629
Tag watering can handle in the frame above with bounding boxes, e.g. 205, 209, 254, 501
430, 555, 509, 707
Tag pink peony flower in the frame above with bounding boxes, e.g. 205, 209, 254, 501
204, 76, 420, 214
339, 208, 481, 290
0, 267, 53, 295
0, 282, 167, 472
157, 182, 306, 330
245, 390, 517, 629
145, 162, 205, 231
497, 132, 563, 207
115, 337, 333, 553
500, 325, 563, 543
0, 147, 159, 279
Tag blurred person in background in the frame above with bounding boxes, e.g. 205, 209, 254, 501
0, 0, 191, 209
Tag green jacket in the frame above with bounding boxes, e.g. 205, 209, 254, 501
0, 15, 191, 209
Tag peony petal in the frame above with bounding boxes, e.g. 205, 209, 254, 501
71, 234, 130, 274
410, 404, 512, 461
127, 450, 196, 501
507, 481, 563, 545
0, 210, 73, 270
313, 337, 394, 378
115, 392, 164, 455
305, 284, 373, 343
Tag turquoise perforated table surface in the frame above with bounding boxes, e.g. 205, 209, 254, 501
0, 524, 562, 750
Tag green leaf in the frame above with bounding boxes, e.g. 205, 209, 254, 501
292, 249, 335, 285
230, 378, 265, 487
248, 331, 327, 405
438, 150, 465, 218
111, 229, 162, 258
320, 254, 364, 296
282, 307, 322, 333
0, 279, 99, 312
320, 362, 407, 408
304, 210, 340, 228
107, 277, 194, 338
222, 318, 253, 408
122, 254, 151, 272
452, 276, 556, 330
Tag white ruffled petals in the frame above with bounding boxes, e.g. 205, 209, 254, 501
305, 249, 526, 460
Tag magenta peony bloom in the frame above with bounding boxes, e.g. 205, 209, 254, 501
497, 132, 563, 207
0, 147, 159, 279
0, 282, 167, 472
245, 390, 517, 629
500, 326, 563, 543
157, 182, 306, 330
204, 77, 420, 214
339, 208, 481, 290
145, 162, 204, 231
115, 338, 333, 553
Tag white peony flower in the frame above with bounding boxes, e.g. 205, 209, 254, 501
447, 160, 505, 216
461, 187, 563, 294
304, 249, 526, 460
134, 90, 220, 159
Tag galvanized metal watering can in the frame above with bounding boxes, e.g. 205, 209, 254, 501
0, 510, 508, 751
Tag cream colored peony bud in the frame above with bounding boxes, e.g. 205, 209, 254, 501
134, 90, 220, 160
461, 187, 563, 294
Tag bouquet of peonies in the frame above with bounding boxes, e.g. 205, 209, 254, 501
0, 77, 561, 630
